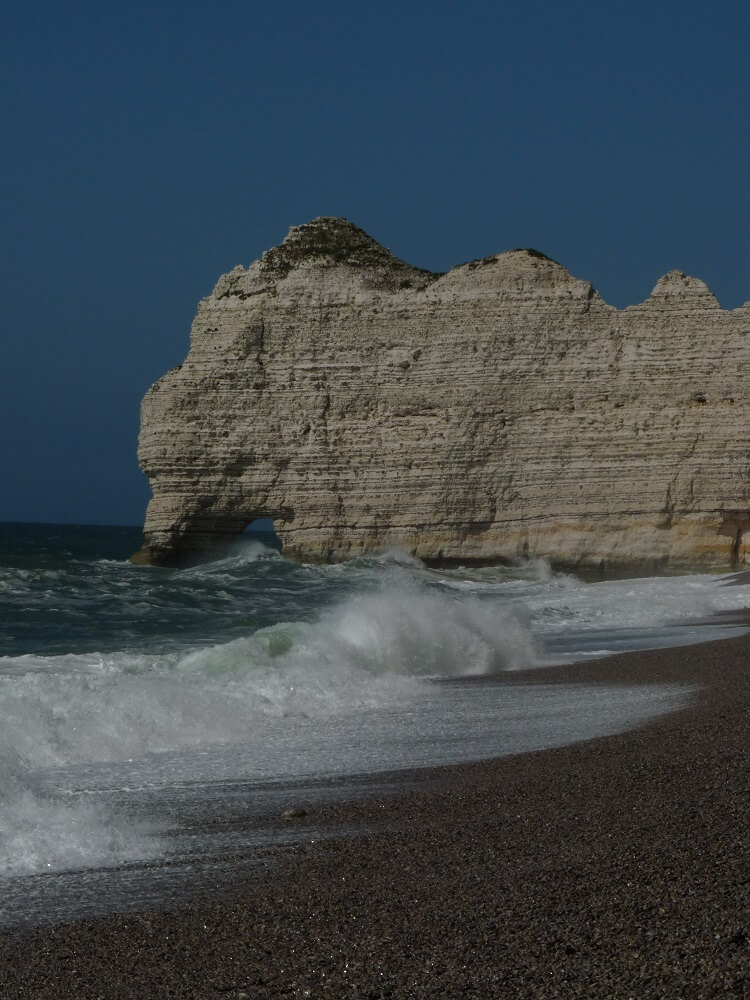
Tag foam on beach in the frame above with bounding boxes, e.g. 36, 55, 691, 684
2, 525, 750, 900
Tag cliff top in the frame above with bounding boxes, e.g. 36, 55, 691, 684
213, 217, 737, 312
258, 217, 439, 284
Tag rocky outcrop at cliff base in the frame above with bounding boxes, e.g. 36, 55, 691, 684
134, 217, 750, 572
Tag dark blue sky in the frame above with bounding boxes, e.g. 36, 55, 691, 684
2, 1, 748, 526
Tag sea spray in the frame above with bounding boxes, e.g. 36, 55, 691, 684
1, 580, 536, 773
0, 576, 537, 877
1, 524, 750, 897
0, 748, 164, 876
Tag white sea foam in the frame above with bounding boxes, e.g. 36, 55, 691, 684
180, 537, 281, 576
2, 562, 748, 884
523, 572, 750, 652
0, 749, 163, 877
0, 580, 537, 876
0, 582, 534, 770
437, 566, 750, 640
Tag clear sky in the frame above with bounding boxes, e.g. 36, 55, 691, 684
2, 1, 748, 526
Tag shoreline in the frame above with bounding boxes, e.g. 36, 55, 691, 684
2, 634, 748, 998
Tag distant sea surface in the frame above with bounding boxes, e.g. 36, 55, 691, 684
2, 522, 749, 926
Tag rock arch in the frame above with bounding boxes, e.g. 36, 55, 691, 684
133, 218, 750, 572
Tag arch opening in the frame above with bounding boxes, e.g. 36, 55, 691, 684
242, 517, 283, 553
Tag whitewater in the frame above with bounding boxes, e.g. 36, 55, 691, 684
2, 522, 749, 926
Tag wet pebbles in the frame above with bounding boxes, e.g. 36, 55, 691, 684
1, 635, 748, 998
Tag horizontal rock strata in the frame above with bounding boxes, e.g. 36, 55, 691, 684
134, 217, 750, 571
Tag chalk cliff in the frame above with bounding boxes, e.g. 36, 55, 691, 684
134, 217, 750, 572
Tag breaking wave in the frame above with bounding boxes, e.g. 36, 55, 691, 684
0, 581, 534, 876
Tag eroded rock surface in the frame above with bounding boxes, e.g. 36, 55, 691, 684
135, 217, 750, 571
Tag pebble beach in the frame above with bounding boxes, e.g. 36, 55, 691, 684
1, 633, 748, 999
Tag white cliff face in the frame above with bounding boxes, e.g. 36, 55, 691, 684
134, 217, 750, 572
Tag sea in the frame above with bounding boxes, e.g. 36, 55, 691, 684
2, 521, 749, 927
